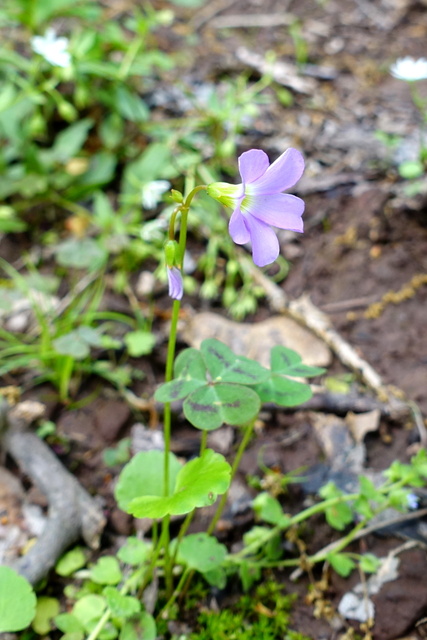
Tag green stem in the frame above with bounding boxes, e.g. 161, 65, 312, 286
58, 355, 74, 402
234, 493, 360, 560
86, 610, 110, 640
177, 420, 257, 601
157, 567, 191, 620
207, 419, 255, 535
118, 37, 143, 79
170, 431, 209, 567
161, 184, 207, 595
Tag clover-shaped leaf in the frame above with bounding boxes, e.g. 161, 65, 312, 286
55, 238, 107, 271
154, 348, 207, 402
255, 374, 312, 407
270, 345, 325, 378
174, 348, 207, 380
127, 449, 231, 519
184, 382, 260, 430
201, 339, 269, 384
53, 326, 103, 360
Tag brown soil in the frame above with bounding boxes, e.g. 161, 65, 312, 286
2, 0, 427, 638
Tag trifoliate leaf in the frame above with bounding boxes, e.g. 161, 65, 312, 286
184, 382, 260, 430
201, 338, 268, 384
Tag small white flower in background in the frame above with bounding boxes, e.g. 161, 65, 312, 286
31, 28, 71, 68
141, 180, 171, 209
140, 218, 168, 242
390, 56, 427, 82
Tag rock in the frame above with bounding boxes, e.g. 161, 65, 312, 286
180, 312, 331, 368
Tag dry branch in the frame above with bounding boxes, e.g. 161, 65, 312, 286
1, 402, 106, 585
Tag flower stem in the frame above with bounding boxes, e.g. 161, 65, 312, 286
161, 184, 207, 595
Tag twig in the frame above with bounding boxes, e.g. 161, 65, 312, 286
235, 47, 316, 95
246, 259, 411, 415
210, 13, 295, 30
190, 0, 240, 30
1, 402, 106, 585
320, 295, 379, 313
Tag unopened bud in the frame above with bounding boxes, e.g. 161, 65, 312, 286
164, 240, 179, 267
170, 189, 184, 204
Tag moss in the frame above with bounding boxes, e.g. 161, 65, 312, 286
188, 580, 312, 640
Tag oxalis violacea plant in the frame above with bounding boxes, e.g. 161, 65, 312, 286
3, 148, 426, 639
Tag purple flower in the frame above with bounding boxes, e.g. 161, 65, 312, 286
207, 148, 305, 267
167, 266, 183, 300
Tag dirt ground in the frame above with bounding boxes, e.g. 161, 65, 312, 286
2, 0, 427, 638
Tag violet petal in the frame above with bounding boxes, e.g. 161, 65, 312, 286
167, 266, 183, 300
244, 215, 280, 267
244, 193, 304, 232
238, 149, 269, 185
250, 148, 305, 195
229, 206, 250, 244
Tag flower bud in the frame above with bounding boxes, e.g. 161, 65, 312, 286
170, 189, 184, 204
164, 240, 179, 267
58, 100, 78, 122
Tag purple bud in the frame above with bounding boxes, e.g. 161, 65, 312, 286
167, 266, 183, 300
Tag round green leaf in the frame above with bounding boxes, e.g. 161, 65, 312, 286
176, 533, 227, 573
56, 238, 107, 270
56, 547, 87, 576
90, 557, 122, 585
55, 612, 84, 634
115, 450, 182, 512
73, 595, 106, 629
103, 587, 140, 618
124, 331, 156, 357
120, 612, 156, 640
53, 331, 90, 359
184, 382, 260, 430
117, 537, 150, 566
0, 567, 36, 632
398, 160, 424, 180
327, 552, 356, 577
252, 492, 290, 527
128, 449, 231, 518
33, 597, 60, 635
